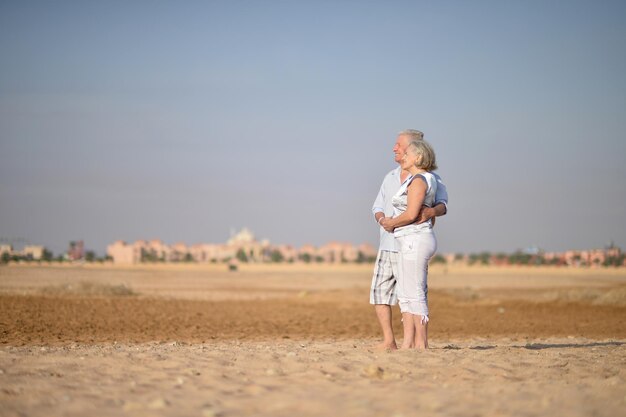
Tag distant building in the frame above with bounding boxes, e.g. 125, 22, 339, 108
105, 228, 378, 265
442, 244, 624, 268
357, 243, 378, 261
298, 244, 319, 262
0, 244, 47, 261
318, 241, 356, 263
106, 240, 137, 264
145, 239, 171, 261
67, 240, 85, 261
23, 245, 44, 260
103, 231, 624, 268
0, 245, 12, 256
170, 242, 189, 262
273, 244, 297, 262
227, 228, 270, 262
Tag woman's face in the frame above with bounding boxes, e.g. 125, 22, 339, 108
400, 149, 419, 170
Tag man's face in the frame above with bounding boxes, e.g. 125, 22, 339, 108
393, 135, 411, 164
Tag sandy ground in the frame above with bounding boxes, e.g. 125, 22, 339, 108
1, 264, 626, 417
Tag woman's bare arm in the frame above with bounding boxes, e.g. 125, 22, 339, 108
385, 177, 427, 229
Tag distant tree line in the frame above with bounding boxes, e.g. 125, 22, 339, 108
434, 251, 625, 267
0, 249, 111, 264
231, 249, 377, 264
4, 246, 623, 268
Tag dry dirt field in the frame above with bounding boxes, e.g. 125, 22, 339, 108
1, 264, 625, 417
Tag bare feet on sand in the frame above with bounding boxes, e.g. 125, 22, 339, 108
374, 341, 398, 351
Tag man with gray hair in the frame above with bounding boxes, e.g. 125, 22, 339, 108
370, 129, 448, 350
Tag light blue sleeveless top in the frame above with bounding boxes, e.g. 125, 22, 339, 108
391, 172, 437, 237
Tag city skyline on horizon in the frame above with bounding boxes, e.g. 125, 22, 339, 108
0, 228, 621, 259
2, 2, 625, 256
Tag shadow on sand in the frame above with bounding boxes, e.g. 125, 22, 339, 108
440, 341, 624, 351
520, 341, 625, 350
442, 344, 498, 350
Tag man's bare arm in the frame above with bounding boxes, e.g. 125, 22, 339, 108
415, 203, 447, 225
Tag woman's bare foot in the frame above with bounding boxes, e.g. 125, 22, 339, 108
400, 312, 416, 350
413, 315, 428, 349
400, 341, 415, 350
375, 341, 398, 351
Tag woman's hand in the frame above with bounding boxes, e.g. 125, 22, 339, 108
380, 217, 395, 233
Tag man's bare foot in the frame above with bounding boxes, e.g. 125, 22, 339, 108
374, 341, 398, 351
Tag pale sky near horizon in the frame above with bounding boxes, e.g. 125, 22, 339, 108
1, 1, 625, 256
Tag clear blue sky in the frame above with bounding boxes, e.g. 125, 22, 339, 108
1, 1, 625, 255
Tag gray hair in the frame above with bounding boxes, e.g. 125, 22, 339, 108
398, 129, 424, 141
407, 140, 437, 171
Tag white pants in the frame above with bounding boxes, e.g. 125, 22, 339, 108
396, 230, 437, 322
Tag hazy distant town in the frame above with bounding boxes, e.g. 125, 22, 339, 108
1, 228, 624, 268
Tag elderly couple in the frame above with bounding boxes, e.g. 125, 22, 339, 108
370, 129, 448, 350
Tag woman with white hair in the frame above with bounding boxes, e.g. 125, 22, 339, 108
380, 140, 438, 349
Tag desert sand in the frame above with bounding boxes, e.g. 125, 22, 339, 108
1, 264, 625, 417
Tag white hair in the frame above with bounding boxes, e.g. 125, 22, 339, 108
398, 129, 424, 141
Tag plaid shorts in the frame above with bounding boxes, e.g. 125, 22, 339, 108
369, 250, 399, 305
